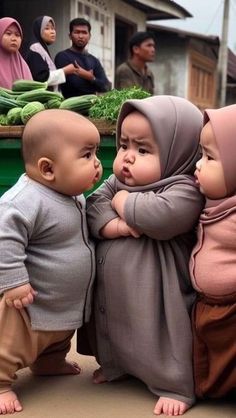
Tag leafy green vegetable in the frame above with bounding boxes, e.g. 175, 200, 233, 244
88, 87, 150, 122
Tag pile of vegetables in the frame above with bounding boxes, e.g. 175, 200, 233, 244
88, 87, 151, 122
0, 82, 150, 126
0, 80, 64, 126
59, 94, 97, 114
0, 80, 98, 126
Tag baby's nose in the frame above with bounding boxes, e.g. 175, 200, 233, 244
95, 157, 101, 167
124, 151, 135, 163
196, 159, 202, 170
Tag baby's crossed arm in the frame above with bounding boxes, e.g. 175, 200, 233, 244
101, 217, 140, 239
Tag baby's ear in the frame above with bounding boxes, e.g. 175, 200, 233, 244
38, 157, 55, 182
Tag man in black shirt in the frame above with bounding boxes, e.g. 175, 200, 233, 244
55, 18, 110, 98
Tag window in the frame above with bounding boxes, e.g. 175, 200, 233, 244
77, 1, 83, 14
84, 5, 91, 16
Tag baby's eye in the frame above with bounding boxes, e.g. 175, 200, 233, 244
84, 151, 92, 159
139, 147, 148, 154
120, 144, 127, 150
207, 155, 214, 161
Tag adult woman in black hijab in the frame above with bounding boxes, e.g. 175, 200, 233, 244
26, 15, 77, 91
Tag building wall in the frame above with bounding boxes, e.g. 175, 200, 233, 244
149, 30, 218, 110
188, 38, 218, 61
149, 33, 188, 97
110, 0, 146, 30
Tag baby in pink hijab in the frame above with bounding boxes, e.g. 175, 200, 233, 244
190, 104, 236, 399
0, 17, 32, 89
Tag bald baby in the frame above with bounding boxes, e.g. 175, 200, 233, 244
22, 109, 99, 165
0, 110, 102, 414
21, 109, 102, 195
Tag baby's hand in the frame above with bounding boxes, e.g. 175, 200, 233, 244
112, 190, 129, 218
5, 283, 37, 309
117, 219, 140, 238
101, 218, 140, 239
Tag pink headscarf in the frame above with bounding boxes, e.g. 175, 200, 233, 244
201, 104, 236, 218
204, 105, 236, 196
0, 17, 32, 89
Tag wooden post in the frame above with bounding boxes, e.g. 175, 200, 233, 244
217, 0, 230, 107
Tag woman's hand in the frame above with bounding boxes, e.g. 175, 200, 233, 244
63, 63, 78, 75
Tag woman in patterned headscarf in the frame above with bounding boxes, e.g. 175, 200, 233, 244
0, 17, 32, 89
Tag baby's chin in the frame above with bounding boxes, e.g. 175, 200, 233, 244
116, 174, 146, 188
120, 177, 136, 186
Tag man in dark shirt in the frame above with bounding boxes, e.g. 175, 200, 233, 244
55, 18, 110, 98
115, 31, 156, 95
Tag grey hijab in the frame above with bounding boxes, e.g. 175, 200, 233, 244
117, 95, 203, 180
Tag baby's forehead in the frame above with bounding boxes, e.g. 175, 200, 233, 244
121, 111, 151, 131
28, 112, 83, 132
122, 110, 145, 122
25, 111, 99, 148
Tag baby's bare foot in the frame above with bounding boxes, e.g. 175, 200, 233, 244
154, 397, 190, 416
31, 360, 81, 376
93, 367, 108, 384
0, 390, 23, 415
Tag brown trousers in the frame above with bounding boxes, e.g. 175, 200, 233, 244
192, 294, 236, 398
0, 295, 74, 393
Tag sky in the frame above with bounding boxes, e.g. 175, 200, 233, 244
151, 0, 236, 53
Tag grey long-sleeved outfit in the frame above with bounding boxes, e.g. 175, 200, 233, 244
84, 96, 205, 405
87, 175, 203, 404
0, 174, 95, 331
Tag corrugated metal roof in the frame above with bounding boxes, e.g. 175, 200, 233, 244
122, 0, 191, 20
148, 23, 219, 44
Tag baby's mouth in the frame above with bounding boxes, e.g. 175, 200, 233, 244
122, 166, 131, 178
194, 174, 200, 186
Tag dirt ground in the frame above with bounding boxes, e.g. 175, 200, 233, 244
12, 336, 235, 418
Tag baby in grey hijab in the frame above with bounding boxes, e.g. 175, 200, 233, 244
83, 95, 204, 416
